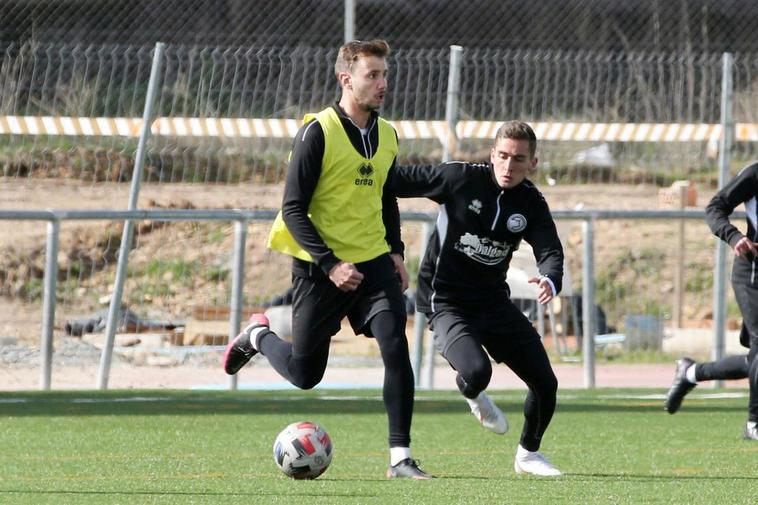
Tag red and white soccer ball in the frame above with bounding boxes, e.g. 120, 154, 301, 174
273, 421, 333, 479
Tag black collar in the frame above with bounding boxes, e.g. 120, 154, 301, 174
332, 101, 378, 130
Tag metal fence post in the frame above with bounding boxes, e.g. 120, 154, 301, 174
344, 0, 355, 42
673, 182, 688, 328
582, 217, 596, 388
411, 221, 432, 386
711, 52, 734, 387
97, 42, 165, 389
228, 220, 248, 391
40, 219, 59, 390
443, 45, 463, 162
417, 44, 463, 390
423, 317, 436, 389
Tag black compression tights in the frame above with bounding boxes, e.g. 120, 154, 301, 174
445, 336, 558, 452
258, 310, 415, 447
370, 311, 416, 447
751, 346, 758, 422
695, 345, 758, 422
696, 355, 751, 381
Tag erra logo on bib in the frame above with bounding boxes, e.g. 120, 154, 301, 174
507, 214, 527, 233
355, 163, 374, 186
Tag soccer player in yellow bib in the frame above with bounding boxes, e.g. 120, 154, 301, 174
223, 39, 433, 479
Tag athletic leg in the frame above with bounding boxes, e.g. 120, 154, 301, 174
429, 310, 506, 434
256, 329, 330, 390
733, 281, 758, 424
342, 256, 432, 479
257, 275, 345, 389
369, 310, 415, 448
748, 344, 758, 423
665, 354, 749, 415
501, 339, 558, 452
695, 355, 750, 381
667, 280, 756, 414
490, 326, 561, 476
448, 339, 492, 399
481, 302, 557, 452
429, 311, 492, 398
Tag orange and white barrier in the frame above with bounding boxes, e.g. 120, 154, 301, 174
0, 116, 142, 137
1, 115, 755, 143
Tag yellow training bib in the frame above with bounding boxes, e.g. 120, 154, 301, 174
267, 107, 397, 264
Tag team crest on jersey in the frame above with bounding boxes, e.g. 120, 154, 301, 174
467, 199, 482, 214
506, 214, 527, 233
355, 163, 374, 186
454, 232, 509, 265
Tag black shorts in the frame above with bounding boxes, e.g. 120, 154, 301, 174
290, 254, 406, 353
426, 300, 541, 363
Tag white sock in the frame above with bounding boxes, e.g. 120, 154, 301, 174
390, 447, 411, 466
466, 393, 481, 409
748, 421, 757, 430
685, 364, 697, 383
516, 444, 533, 458
249, 326, 267, 350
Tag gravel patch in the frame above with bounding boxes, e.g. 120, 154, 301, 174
0, 337, 120, 368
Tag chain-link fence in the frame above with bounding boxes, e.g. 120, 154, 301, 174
4, 44, 758, 183
1, 3, 756, 386
2, 0, 758, 53
1, 42, 754, 350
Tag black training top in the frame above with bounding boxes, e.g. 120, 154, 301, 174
706, 162, 758, 285
388, 161, 564, 313
282, 102, 404, 277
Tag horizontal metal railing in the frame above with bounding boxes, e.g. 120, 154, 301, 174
0, 208, 743, 391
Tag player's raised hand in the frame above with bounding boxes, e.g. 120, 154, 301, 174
528, 277, 555, 305
733, 236, 758, 258
329, 261, 364, 291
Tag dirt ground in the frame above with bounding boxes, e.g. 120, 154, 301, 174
1, 177, 748, 392
0, 177, 695, 243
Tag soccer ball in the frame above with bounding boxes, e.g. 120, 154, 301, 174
273, 421, 333, 479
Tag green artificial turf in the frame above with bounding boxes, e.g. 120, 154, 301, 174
0, 388, 755, 504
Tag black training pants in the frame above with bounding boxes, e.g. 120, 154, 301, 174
257, 254, 415, 447
429, 305, 558, 451
695, 278, 758, 422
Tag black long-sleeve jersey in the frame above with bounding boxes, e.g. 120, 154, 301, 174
282, 102, 404, 277
705, 162, 758, 285
388, 162, 564, 314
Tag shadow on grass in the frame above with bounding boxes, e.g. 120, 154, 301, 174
566, 472, 758, 482
0, 390, 747, 417
0, 488, 381, 498
0, 393, 745, 417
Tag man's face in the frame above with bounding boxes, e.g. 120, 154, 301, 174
343, 55, 388, 111
490, 137, 537, 189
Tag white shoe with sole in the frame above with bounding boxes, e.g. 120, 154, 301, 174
744, 421, 758, 440
466, 391, 508, 434
514, 445, 562, 476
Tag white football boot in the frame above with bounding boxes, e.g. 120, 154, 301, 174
514, 444, 562, 476
466, 391, 508, 434
744, 421, 758, 440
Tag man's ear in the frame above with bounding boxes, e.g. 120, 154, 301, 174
338, 72, 352, 90
529, 156, 539, 173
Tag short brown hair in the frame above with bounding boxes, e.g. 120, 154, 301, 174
334, 39, 391, 78
495, 121, 537, 158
